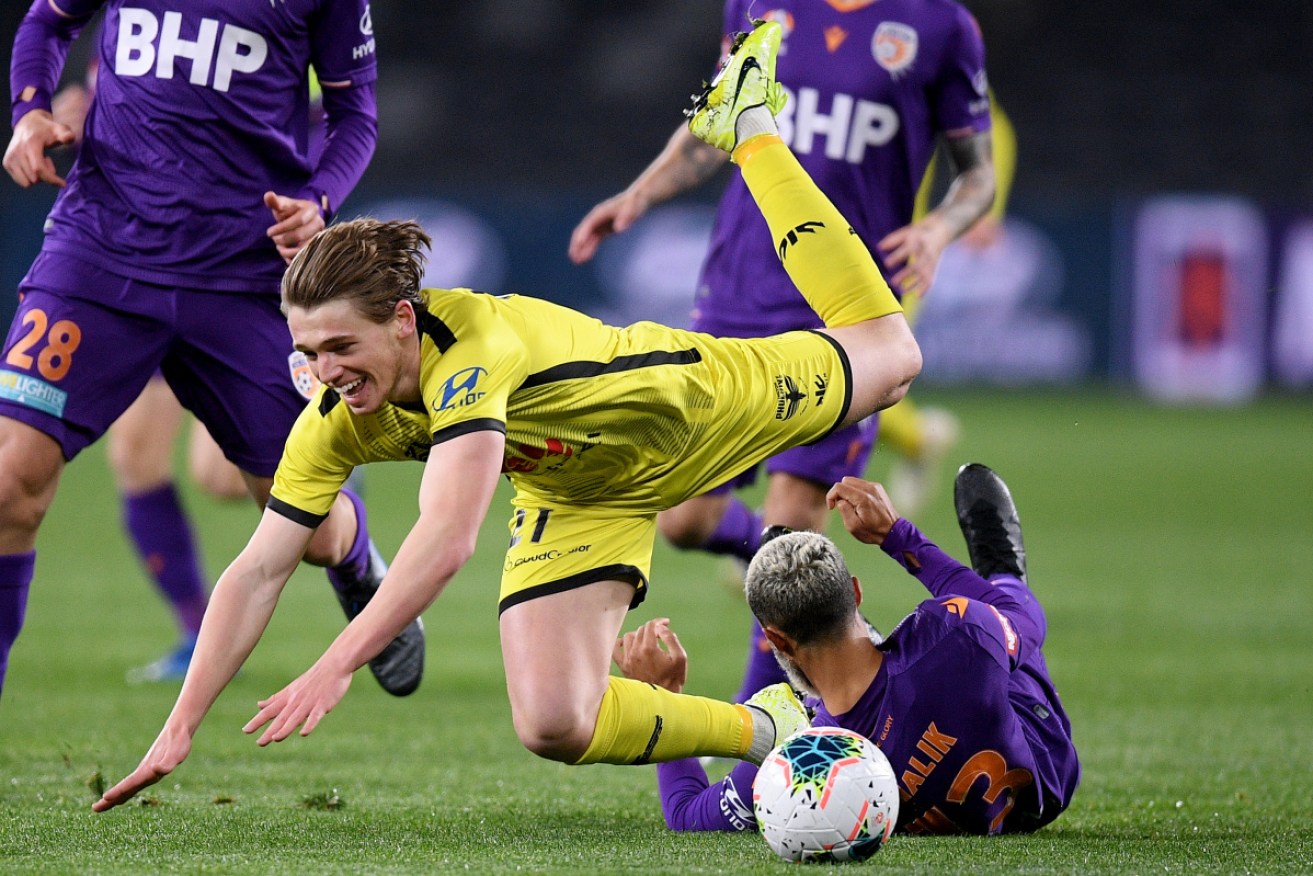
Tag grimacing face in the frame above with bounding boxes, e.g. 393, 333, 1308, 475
287, 299, 417, 414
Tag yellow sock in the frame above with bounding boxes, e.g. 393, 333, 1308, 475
574, 676, 754, 765
732, 135, 901, 327
877, 395, 926, 458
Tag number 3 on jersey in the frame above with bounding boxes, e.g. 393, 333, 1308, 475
5, 308, 83, 382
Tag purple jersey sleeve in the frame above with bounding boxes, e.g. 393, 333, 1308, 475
299, 81, 377, 218
657, 759, 760, 832
9, 0, 101, 126
931, 5, 992, 137
300, 0, 378, 216
881, 518, 1024, 611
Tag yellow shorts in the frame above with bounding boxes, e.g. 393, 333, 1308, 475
497, 329, 851, 614
498, 504, 655, 615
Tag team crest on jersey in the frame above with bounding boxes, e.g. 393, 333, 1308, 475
872, 22, 918, 75
288, 351, 319, 400
773, 374, 809, 421
435, 366, 488, 411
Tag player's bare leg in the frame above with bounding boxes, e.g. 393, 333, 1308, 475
187, 417, 248, 500
0, 418, 64, 698
500, 578, 805, 765
500, 579, 634, 760
656, 492, 734, 551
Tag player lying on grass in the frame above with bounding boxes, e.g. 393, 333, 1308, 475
94, 18, 923, 810
614, 466, 1081, 835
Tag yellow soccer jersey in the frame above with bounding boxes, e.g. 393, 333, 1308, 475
268, 288, 851, 526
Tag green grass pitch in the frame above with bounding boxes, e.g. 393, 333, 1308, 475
1, 388, 1310, 874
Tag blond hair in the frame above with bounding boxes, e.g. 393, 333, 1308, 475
745, 531, 855, 645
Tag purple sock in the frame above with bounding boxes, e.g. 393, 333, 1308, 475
0, 551, 36, 701
733, 618, 788, 703
702, 497, 763, 564
123, 484, 208, 637
325, 488, 373, 592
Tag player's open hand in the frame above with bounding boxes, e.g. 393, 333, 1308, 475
264, 191, 326, 264
877, 215, 952, 299
613, 618, 687, 693
243, 660, 353, 745
3, 109, 75, 188
567, 188, 651, 264
827, 476, 900, 546
92, 724, 192, 812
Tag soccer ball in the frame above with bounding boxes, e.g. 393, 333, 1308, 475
752, 727, 899, 863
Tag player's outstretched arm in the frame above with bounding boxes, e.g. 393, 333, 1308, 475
243, 430, 506, 746
568, 125, 727, 264
830, 477, 1027, 615
93, 511, 314, 812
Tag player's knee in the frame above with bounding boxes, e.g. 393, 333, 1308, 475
511, 706, 593, 763
189, 457, 248, 501
875, 324, 922, 410
105, 433, 173, 493
657, 505, 718, 550
0, 476, 50, 538
0, 426, 61, 539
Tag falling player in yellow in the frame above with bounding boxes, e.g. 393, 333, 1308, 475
94, 19, 922, 811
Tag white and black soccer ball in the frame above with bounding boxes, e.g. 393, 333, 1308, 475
752, 727, 899, 863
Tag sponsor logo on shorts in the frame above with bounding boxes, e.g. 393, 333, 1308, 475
774, 374, 808, 421
288, 351, 319, 400
502, 542, 592, 573
435, 366, 487, 411
0, 370, 68, 417
777, 220, 825, 262
873, 22, 918, 76
814, 373, 829, 405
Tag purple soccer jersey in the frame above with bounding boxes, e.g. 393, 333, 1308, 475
9, 0, 377, 291
3, 0, 376, 463
656, 519, 1080, 836
694, 0, 991, 337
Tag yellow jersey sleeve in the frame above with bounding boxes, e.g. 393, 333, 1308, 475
418, 293, 529, 445
268, 390, 367, 526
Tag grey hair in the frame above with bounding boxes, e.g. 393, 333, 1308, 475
745, 531, 856, 646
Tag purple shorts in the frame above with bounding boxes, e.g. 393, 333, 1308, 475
0, 252, 310, 475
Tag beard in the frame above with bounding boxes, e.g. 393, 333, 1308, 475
769, 618, 883, 701
771, 649, 819, 699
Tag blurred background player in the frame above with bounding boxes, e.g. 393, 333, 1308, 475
570, 1, 996, 703
613, 465, 1080, 835
0, 0, 424, 702
881, 91, 1018, 515
48, 54, 332, 683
